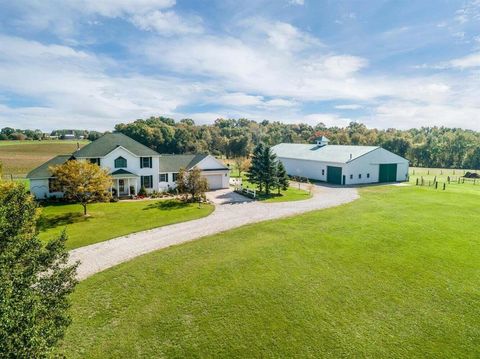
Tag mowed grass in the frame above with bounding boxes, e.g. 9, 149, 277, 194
38, 200, 214, 250
238, 175, 312, 202
61, 185, 480, 358
0, 140, 89, 177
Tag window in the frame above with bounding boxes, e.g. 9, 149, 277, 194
350, 174, 353, 179
89, 158, 100, 165
322, 169, 325, 176
140, 157, 152, 168
367, 173, 370, 178
114, 156, 127, 168
141, 175, 153, 189
48, 178, 61, 193
159, 173, 168, 182
359, 174, 362, 179
172, 173, 179, 182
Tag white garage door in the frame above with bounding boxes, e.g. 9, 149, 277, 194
204, 174, 223, 189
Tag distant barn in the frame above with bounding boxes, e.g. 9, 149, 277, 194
272, 137, 409, 185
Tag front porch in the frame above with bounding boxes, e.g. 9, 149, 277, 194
111, 169, 139, 198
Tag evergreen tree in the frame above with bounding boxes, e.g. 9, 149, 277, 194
276, 161, 289, 194
247, 143, 265, 192
0, 182, 78, 358
261, 146, 278, 195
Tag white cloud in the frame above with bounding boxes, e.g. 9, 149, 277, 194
335, 104, 362, 110
80, 0, 175, 17
449, 52, 480, 69
130, 10, 203, 35
289, 0, 304, 5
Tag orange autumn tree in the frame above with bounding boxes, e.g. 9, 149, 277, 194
51, 160, 112, 216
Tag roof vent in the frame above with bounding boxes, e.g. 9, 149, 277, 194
350, 153, 353, 160
315, 136, 330, 147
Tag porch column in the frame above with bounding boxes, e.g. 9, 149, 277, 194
116, 179, 119, 197
127, 178, 131, 196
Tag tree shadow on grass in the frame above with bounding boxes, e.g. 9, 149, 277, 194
37, 212, 89, 232
143, 200, 189, 211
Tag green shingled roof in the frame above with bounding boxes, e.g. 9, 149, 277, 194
158, 154, 209, 172
26, 155, 72, 179
74, 132, 159, 158
272, 143, 380, 164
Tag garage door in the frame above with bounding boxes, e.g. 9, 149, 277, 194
204, 174, 223, 189
379, 164, 397, 183
327, 166, 342, 185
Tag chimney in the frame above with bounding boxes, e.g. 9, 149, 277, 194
76, 142, 80, 151
350, 153, 353, 160
315, 136, 330, 147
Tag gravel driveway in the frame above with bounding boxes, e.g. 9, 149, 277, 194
70, 184, 359, 280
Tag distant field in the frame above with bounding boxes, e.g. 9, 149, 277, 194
0, 140, 89, 178
409, 167, 480, 194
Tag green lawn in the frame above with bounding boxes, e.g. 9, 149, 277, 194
38, 200, 214, 250
60, 185, 480, 358
238, 176, 312, 202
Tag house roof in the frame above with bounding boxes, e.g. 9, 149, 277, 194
26, 155, 72, 179
74, 132, 159, 158
110, 169, 138, 177
159, 154, 209, 172
272, 143, 379, 164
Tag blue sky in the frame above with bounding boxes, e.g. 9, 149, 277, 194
0, 0, 479, 131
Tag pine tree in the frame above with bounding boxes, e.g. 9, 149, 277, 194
0, 182, 78, 357
261, 146, 278, 195
247, 143, 265, 192
276, 161, 289, 194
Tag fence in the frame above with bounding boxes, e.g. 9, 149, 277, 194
234, 185, 256, 199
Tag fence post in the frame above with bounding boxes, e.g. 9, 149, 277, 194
416, 178, 419, 186
443, 183, 446, 190
447, 176, 450, 184
435, 182, 438, 189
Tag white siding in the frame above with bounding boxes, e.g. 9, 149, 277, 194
279, 147, 409, 185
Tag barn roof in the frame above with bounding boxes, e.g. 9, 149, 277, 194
272, 143, 380, 164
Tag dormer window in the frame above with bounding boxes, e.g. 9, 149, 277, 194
114, 156, 127, 168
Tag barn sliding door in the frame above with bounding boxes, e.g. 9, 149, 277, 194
379, 164, 397, 182
327, 166, 342, 185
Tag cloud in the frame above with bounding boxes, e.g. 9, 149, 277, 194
335, 104, 362, 110
449, 52, 480, 69
289, 0, 305, 5
130, 10, 203, 35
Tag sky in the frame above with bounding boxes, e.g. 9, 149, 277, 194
0, 0, 479, 131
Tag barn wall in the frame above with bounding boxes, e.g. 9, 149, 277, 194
279, 147, 409, 185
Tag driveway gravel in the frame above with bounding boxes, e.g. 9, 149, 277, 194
70, 184, 359, 280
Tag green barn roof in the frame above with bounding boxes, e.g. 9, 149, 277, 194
74, 132, 159, 158
26, 155, 72, 179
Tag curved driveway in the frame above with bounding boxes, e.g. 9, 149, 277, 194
70, 184, 359, 280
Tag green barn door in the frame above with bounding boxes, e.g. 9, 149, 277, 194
327, 166, 342, 185
379, 164, 397, 182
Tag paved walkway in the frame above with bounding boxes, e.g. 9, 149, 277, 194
70, 184, 359, 280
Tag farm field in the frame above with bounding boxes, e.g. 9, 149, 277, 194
38, 200, 214, 250
60, 185, 480, 358
409, 167, 480, 195
0, 140, 89, 178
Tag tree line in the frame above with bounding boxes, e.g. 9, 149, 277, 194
0, 127, 104, 141
4, 117, 480, 169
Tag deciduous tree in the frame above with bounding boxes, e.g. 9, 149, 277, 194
0, 182, 77, 358
51, 160, 112, 216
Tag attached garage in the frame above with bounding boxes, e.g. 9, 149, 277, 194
203, 173, 224, 190
272, 136, 409, 185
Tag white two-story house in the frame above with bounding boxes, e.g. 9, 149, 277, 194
27, 132, 229, 199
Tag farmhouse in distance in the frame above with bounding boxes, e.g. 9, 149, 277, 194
27, 132, 230, 199
273, 136, 409, 185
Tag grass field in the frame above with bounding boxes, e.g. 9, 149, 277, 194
60, 184, 480, 358
38, 200, 214, 250
0, 140, 89, 177
409, 167, 480, 195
